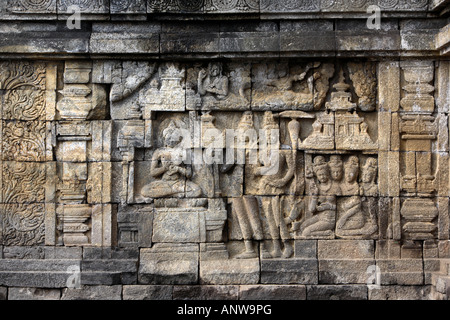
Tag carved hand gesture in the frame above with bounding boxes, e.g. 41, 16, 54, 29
309, 180, 319, 195
198, 69, 207, 80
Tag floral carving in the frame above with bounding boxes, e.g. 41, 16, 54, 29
3, 90, 46, 121
0, 61, 47, 120
0, 61, 46, 91
2, 203, 45, 246
2, 162, 46, 203
2, 121, 46, 162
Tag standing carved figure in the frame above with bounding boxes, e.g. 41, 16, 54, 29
254, 112, 297, 259
222, 112, 263, 259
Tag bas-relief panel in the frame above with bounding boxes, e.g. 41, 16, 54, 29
0, 58, 447, 268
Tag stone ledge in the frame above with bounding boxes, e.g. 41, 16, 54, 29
436, 23, 450, 55
0, 19, 446, 57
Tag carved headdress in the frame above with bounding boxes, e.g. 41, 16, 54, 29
262, 111, 279, 131
162, 120, 183, 146
313, 156, 329, 174
238, 111, 254, 131
363, 157, 377, 175
345, 155, 359, 169
328, 155, 343, 169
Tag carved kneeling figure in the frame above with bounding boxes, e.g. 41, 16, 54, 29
296, 195, 336, 238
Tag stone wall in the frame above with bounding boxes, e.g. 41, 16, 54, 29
0, 0, 449, 300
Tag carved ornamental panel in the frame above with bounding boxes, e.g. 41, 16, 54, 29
0, 57, 448, 291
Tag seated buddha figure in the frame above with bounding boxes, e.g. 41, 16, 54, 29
141, 121, 202, 199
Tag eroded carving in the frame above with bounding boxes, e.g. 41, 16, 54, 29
347, 62, 377, 112
252, 62, 334, 111
2, 203, 45, 246
140, 63, 186, 112
187, 62, 250, 110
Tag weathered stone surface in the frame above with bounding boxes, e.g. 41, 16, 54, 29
173, 285, 239, 300
306, 285, 368, 300
90, 23, 160, 54
0, 1, 448, 302
318, 240, 375, 259
260, 259, 318, 284
61, 285, 122, 300
377, 259, 424, 285
8, 287, 61, 300
0, 286, 7, 300
44, 246, 82, 259
0, 23, 90, 54
139, 245, 199, 285
319, 259, 375, 284
280, 21, 335, 53
240, 285, 306, 300
369, 285, 431, 300
160, 22, 220, 54
220, 21, 279, 54
123, 285, 172, 300
200, 259, 260, 285
0, 271, 71, 288
81, 259, 138, 285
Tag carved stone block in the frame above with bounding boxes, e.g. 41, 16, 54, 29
186, 62, 251, 111
260, 0, 318, 12
2, 121, 48, 162
152, 199, 226, 243
200, 258, 260, 285
57, 0, 110, 14
147, 0, 205, 13
2, 162, 47, 203
205, 0, 259, 13
117, 204, 153, 248
110, 0, 147, 13
260, 258, 318, 284
6, 0, 57, 14
139, 244, 199, 284
1, 204, 46, 246
376, 259, 424, 285
252, 61, 333, 112
239, 285, 307, 300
